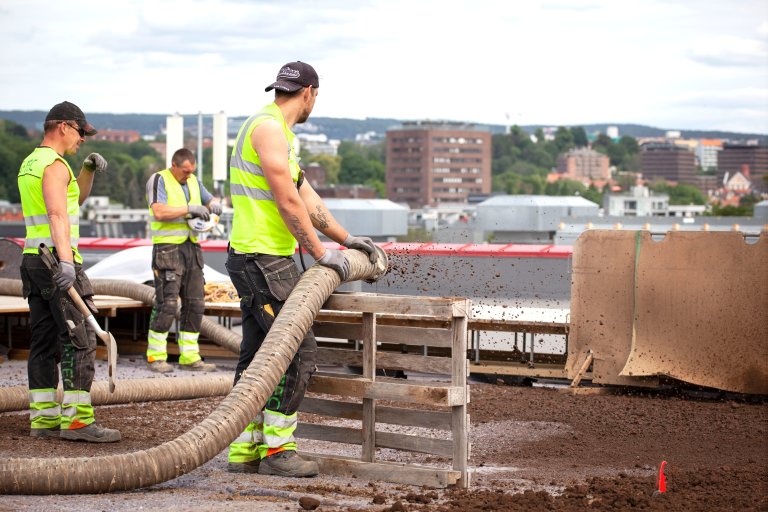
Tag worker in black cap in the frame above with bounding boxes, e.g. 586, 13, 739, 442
18, 101, 120, 442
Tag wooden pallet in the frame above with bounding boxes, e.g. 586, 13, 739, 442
297, 291, 471, 489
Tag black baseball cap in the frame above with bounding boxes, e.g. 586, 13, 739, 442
45, 101, 97, 136
265, 61, 319, 93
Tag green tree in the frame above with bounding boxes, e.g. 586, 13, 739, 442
648, 181, 706, 205
572, 126, 588, 147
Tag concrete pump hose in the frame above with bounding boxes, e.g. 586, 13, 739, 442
0, 247, 387, 494
0, 376, 233, 414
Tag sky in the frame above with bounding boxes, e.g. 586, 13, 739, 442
1, 0, 767, 134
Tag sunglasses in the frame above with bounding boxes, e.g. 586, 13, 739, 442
63, 121, 85, 138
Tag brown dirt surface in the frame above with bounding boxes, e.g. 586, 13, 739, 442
0, 378, 766, 511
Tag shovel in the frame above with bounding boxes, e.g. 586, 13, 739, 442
39, 243, 117, 393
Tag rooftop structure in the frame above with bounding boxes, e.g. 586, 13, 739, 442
603, 185, 669, 217
476, 195, 599, 243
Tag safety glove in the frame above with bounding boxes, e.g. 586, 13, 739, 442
343, 235, 378, 263
187, 204, 211, 221
54, 260, 77, 290
208, 201, 223, 216
318, 249, 350, 281
83, 153, 108, 173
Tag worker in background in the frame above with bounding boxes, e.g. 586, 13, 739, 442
226, 61, 378, 478
18, 101, 120, 442
145, 148, 223, 373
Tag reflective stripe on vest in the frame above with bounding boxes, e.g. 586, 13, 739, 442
149, 169, 201, 244
229, 103, 301, 256
18, 147, 82, 263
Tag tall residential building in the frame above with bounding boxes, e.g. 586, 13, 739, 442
386, 121, 491, 208
717, 143, 768, 192
639, 142, 697, 185
556, 148, 610, 180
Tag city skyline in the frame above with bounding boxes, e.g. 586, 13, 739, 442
1, 0, 766, 134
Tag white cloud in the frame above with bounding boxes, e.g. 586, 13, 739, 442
0, 0, 766, 133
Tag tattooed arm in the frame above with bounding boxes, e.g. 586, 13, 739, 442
299, 179, 348, 244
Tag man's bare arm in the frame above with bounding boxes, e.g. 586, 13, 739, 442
299, 180, 348, 243
41, 161, 75, 263
253, 121, 326, 259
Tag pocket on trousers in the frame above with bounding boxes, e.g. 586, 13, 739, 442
61, 297, 90, 350
194, 245, 204, 269
254, 256, 300, 302
154, 245, 180, 270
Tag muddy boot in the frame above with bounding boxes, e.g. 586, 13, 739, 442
227, 459, 261, 473
258, 451, 319, 478
60, 423, 121, 443
29, 427, 59, 438
179, 360, 217, 372
147, 361, 174, 373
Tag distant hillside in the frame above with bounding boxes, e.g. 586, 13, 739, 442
1, 110, 765, 145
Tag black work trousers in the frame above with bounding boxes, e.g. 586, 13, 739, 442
149, 240, 205, 334
20, 254, 96, 392
226, 251, 317, 416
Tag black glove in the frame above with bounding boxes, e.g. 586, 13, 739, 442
54, 261, 76, 290
208, 201, 223, 216
187, 204, 210, 221
317, 249, 349, 280
83, 153, 107, 173
344, 235, 377, 263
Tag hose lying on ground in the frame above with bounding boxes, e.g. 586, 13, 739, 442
0, 247, 388, 494
0, 376, 233, 414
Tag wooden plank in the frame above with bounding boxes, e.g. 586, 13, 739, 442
308, 374, 466, 406
316, 347, 453, 375
469, 362, 572, 379
313, 322, 454, 348
300, 397, 453, 431
470, 318, 568, 335
376, 431, 454, 457
362, 312, 376, 463
451, 314, 470, 488
296, 423, 361, 444
297, 423, 453, 457
323, 293, 465, 319
299, 452, 461, 488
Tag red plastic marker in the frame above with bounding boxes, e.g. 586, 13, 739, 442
657, 460, 667, 493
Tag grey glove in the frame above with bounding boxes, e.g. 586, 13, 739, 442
187, 204, 210, 221
344, 235, 377, 263
83, 153, 107, 173
317, 249, 350, 281
208, 201, 223, 216
54, 260, 76, 290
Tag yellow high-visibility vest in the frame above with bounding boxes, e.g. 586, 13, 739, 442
18, 147, 82, 263
229, 103, 301, 255
148, 168, 201, 244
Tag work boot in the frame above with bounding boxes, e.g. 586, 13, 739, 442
180, 360, 217, 372
29, 427, 59, 438
147, 360, 174, 373
227, 459, 260, 473
60, 423, 121, 443
258, 450, 319, 478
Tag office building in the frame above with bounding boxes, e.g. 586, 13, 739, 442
640, 142, 697, 185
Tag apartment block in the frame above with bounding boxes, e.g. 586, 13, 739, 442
556, 147, 610, 180
386, 121, 491, 208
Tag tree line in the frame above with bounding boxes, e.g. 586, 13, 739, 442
0, 119, 164, 208
0, 118, 741, 213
